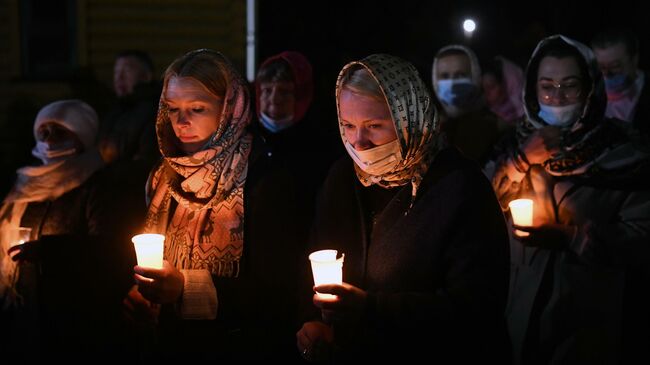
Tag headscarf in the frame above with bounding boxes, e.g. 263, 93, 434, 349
517, 34, 625, 176
487, 56, 525, 123
432, 44, 486, 116
255, 51, 314, 122
336, 54, 440, 205
144, 49, 252, 277
0, 99, 104, 301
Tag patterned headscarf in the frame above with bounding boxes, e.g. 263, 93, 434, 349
144, 49, 252, 277
516, 35, 616, 176
336, 54, 440, 204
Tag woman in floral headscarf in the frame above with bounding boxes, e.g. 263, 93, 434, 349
489, 35, 650, 364
296, 54, 510, 363
127, 49, 307, 361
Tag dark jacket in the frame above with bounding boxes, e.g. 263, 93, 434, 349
309, 147, 511, 363
154, 131, 309, 363
3, 167, 139, 361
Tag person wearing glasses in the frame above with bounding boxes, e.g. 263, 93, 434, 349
488, 35, 650, 364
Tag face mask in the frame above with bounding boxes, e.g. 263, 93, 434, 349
32, 140, 78, 164
260, 112, 294, 133
345, 139, 401, 176
537, 103, 582, 127
436, 78, 478, 107
604, 73, 633, 95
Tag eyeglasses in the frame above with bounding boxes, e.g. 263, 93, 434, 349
537, 81, 583, 102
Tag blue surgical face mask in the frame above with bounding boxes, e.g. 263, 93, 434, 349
260, 112, 294, 134
436, 78, 478, 107
537, 103, 583, 127
604, 73, 633, 94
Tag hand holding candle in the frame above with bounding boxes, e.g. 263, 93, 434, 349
132, 233, 165, 269
309, 249, 345, 300
8, 227, 32, 248
508, 199, 534, 237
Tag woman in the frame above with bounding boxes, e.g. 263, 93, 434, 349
128, 49, 306, 361
482, 55, 526, 126
254, 51, 340, 238
0, 99, 133, 360
296, 54, 510, 363
490, 35, 650, 364
431, 44, 504, 164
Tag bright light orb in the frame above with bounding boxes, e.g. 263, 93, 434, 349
463, 19, 476, 33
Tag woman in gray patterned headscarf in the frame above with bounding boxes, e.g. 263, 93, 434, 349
296, 54, 510, 363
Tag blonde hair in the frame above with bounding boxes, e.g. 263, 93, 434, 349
162, 49, 228, 99
339, 66, 384, 102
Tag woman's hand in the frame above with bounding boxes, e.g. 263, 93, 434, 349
134, 260, 184, 304
123, 284, 160, 324
296, 321, 333, 362
521, 126, 562, 165
312, 282, 368, 322
514, 223, 576, 250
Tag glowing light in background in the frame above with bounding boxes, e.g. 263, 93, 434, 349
463, 19, 476, 33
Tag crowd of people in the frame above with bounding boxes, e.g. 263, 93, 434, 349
1, 26, 648, 364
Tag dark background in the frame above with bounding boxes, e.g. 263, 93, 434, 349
258, 0, 646, 116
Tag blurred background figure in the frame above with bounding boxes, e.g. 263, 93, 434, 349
489, 35, 650, 365
591, 28, 649, 136
432, 45, 504, 165
0, 100, 136, 361
98, 50, 161, 168
254, 51, 341, 231
482, 55, 526, 127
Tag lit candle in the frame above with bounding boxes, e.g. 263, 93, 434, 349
132, 233, 165, 269
8, 227, 31, 248
309, 249, 345, 300
508, 199, 534, 237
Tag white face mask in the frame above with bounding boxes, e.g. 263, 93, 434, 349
32, 140, 78, 164
537, 103, 582, 126
345, 139, 401, 176
260, 112, 294, 133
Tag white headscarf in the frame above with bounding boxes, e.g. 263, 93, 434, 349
0, 99, 104, 302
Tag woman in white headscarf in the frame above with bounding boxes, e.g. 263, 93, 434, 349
296, 54, 510, 363
0, 99, 134, 359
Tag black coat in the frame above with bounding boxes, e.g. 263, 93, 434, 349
309, 147, 511, 363
154, 131, 311, 363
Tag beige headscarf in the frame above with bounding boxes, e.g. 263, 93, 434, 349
336, 54, 440, 205
144, 50, 252, 277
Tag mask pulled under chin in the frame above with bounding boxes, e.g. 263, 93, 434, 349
345, 139, 402, 176
537, 103, 583, 127
32, 140, 78, 164
260, 112, 294, 133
